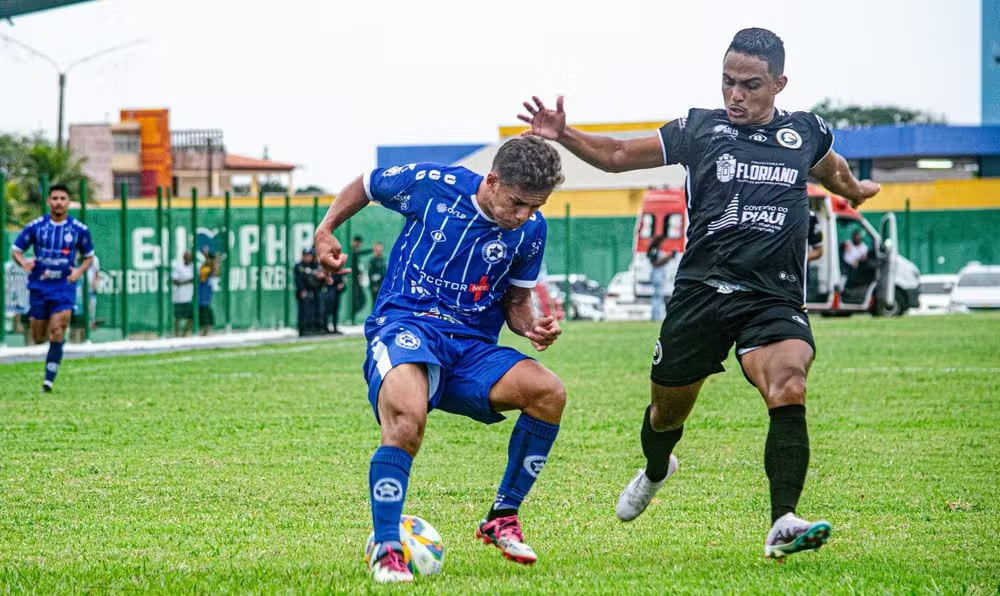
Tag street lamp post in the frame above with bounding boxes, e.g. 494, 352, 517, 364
0, 34, 143, 149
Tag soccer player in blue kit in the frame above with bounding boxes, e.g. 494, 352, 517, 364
315, 137, 566, 584
12, 184, 95, 393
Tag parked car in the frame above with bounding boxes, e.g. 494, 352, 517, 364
603, 270, 651, 321
949, 263, 1000, 312
546, 274, 605, 321
913, 273, 958, 315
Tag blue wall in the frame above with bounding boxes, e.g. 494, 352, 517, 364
376, 144, 486, 168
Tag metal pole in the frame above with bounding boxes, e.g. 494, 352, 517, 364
256, 189, 265, 327
283, 194, 292, 329
41, 174, 50, 216
191, 187, 200, 334
57, 72, 66, 151
0, 172, 7, 347
206, 138, 213, 197
120, 181, 129, 339
165, 187, 173, 333
312, 195, 320, 229
345, 218, 353, 325
563, 203, 572, 318
224, 190, 232, 332
79, 178, 90, 342
904, 198, 912, 258
156, 186, 165, 337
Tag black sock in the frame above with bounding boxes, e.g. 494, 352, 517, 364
765, 404, 810, 524
487, 507, 518, 521
641, 405, 683, 482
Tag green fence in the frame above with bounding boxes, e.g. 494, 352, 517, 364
2, 186, 637, 345
863, 208, 1000, 275
5, 177, 997, 347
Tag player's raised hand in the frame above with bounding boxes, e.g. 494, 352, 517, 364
525, 315, 562, 352
315, 233, 347, 273
849, 180, 881, 209
518, 96, 566, 140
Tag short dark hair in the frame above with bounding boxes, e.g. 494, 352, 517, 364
491, 136, 564, 194
727, 28, 785, 77
49, 183, 71, 196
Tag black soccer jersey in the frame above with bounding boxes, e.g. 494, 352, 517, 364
658, 108, 834, 303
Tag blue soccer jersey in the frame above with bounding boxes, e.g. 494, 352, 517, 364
13, 215, 95, 292
363, 163, 547, 342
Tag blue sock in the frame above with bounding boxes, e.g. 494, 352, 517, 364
370, 446, 412, 549
491, 414, 560, 515
44, 341, 64, 386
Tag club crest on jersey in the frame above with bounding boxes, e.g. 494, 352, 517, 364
750, 132, 767, 142
482, 240, 507, 264
716, 153, 737, 182
394, 329, 421, 350
776, 128, 803, 149
430, 229, 447, 243
64, 233, 73, 242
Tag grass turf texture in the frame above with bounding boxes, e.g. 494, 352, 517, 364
1, 313, 998, 593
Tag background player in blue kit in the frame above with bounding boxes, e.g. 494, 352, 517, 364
315, 137, 566, 584
12, 184, 95, 393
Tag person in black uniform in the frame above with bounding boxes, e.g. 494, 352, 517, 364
518, 27, 881, 560
294, 248, 324, 336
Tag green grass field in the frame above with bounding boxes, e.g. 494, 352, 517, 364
1, 313, 998, 594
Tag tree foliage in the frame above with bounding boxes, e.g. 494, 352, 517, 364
1, 133, 90, 225
810, 99, 946, 129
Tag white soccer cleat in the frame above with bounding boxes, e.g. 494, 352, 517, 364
616, 453, 678, 521
764, 512, 832, 559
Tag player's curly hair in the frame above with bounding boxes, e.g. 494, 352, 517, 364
491, 136, 565, 194
727, 27, 785, 77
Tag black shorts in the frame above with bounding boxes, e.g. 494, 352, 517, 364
650, 281, 816, 387
174, 303, 193, 320
199, 306, 214, 327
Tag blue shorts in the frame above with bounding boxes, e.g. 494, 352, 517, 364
363, 317, 531, 425
28, 286, 76, 321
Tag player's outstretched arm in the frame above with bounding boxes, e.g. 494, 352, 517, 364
315, 176, 370, 273
810, 149, 881, 209
503, 286, 562, 352
518, 95, 665, 173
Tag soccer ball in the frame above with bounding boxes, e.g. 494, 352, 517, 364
365, 514, 445, 576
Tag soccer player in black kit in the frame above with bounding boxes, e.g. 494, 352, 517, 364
518, 27, 880, 559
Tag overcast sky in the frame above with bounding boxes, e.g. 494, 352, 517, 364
0, 0, 981, 191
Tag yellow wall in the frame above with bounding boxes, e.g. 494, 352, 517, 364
857, 179, 1000, 211
91, 179, 1000, 215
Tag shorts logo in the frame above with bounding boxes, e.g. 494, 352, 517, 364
716, 153, 737, 182
778, 271, 798, 283
750, 132, 767, 142
372, 478, 403, 502
430, 229, 447, 243
376, 316, 387, 326
792, 315, 808, 327
523, 455, 547, 478
776, 128, 803, 149
652, 339, 663, 365
394, 329, 421, 350
482, 240, 507, 264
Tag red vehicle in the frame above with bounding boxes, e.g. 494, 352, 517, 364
626, 185, 920, 316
